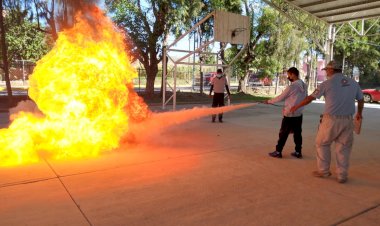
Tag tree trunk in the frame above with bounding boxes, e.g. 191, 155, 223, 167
145, 65, 158, 97
238, 72, 249, 93
0, 0, 13, 106
238, 65, 250, 93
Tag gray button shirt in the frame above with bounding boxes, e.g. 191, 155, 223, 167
269, 79, 307, 117
311, 73, 363, 116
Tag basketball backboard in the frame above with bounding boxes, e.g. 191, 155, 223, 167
214, 10, 250, 44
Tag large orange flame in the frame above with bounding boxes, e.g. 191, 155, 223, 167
0, 5, 150, 166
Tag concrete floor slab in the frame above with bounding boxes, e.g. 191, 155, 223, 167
1, 102, 380, 225
340, 205, 380, 226
0, 162, 56, 188
0, 179, 89, 225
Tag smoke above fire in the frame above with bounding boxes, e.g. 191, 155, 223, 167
0, 4, 253, 167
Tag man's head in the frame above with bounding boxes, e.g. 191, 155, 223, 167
216, 68, 223, 78
322, 60, 342, 77
287, 67, 299, 82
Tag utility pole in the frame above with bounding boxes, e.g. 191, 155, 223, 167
0, 0, 13, 106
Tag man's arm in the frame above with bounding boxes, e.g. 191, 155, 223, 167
356, 99, 364, 120
225, 85, 231, 96
264, 86, 290, 104
290, 95, 315, 113
209, 85, 214, 96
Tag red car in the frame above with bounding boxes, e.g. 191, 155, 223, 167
362, 87, 380, 102
194, 72, 216, 87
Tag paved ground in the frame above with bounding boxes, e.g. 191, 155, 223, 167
0, 101, 379, 226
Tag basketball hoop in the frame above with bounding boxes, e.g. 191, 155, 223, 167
232, 28, 247, 38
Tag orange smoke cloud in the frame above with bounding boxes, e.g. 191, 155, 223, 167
125, 103, 257, 143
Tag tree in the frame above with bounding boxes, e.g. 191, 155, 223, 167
227, 3, 278, 92
106, 0, 203, 96
333, 19, 380, 87
1, 2, 51, 67
0, 0, 12, 103
196, 0, 241, 93
5, 12, 50, 62
225, 1, 311, 93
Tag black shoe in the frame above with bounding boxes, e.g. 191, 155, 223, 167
291, 151, 303, 159
219, 119, 223, 123
269, 151, 282, 158
312, 171, 331, 178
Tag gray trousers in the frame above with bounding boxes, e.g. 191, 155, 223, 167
316, 115, 354, 179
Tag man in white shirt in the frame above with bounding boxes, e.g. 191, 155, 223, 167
209, 69, 231, 123
290, 60, 364, 183
264, 67, 307, 159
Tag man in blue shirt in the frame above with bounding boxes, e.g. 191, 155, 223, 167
290, 60, 364, 183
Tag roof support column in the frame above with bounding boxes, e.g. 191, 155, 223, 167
325, 24, 335, 61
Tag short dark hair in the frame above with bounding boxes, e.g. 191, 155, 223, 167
217, 68, 223, 74
287, 67, 299, 77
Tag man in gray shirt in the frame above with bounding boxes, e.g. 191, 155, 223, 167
265, 67, 307, 159
290, 60, 364, 183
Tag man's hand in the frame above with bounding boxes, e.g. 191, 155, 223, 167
355, 113, 363, 121
209, 94, 212, 98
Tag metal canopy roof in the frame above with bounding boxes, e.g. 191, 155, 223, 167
286, 0, 380, 24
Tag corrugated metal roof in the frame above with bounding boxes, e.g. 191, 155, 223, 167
285, 0, 380, 24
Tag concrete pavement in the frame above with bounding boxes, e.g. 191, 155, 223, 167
0, 101, 379, 226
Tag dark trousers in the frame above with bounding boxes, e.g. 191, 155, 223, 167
276, 115, 303, 153
212, 93, 225, 121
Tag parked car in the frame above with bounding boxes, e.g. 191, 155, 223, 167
194, 72, 216, 87
247, 73, 263, 86
362, 87, 380, 102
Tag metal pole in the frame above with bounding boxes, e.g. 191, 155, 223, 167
314, 67, 318, 89
275, 72, 279, 95
22, 60, 26, 85
199, 28, 203, 94
192, 31, 197, 91
162, 46, 167, 109
167, 12, 215, 49
188, 35, 191, 86
138, 68, 141, 93
330, 24, 335, 60
173, 64, 177, 110
325, 24, 334, 61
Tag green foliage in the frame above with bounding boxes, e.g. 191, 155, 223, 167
334, 20, 380, 86
106, 0, 205, 95
5, 18, 50, 62
106, 0, 203, 59
227, 5, 307, 81
0, 1, 51, 64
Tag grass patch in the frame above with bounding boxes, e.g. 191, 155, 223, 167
139, 91, 270, 105
0, 87, 28, 92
